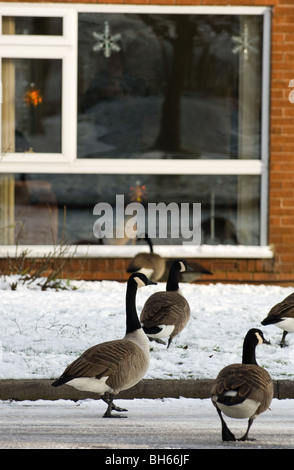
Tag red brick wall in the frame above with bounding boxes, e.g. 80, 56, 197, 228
269, 1, 294, 284
67, 257, 278, 283
1, 0, 294, 284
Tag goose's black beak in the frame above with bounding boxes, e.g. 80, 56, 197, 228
148, 280, 157, 286
263, 337, 271, 345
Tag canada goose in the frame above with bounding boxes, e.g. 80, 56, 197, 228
162, 258, 213, 284
126, 233, 166, 281
211, 328, 273, 442
52, 273, 156, 418
261, 292, 294, 347
140, 259, 193, 348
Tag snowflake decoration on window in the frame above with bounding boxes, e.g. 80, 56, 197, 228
232, 23, 259, 61
92, 21, 121, 58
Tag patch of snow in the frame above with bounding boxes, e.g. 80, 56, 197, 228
0, 276, 293, 382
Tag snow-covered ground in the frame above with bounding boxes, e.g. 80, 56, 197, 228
0, 275, 293, 382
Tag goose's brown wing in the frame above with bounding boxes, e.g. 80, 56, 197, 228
140, 292, 190, 328
267, 293, 294, 319
62, 339, 141, 382
211, 364, 273, 413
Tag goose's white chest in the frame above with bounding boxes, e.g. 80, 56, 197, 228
276, 317, 294, 333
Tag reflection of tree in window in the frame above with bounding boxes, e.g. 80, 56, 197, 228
138, 15, 240, 156
77, 14, 259, 160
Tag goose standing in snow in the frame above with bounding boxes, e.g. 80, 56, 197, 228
52, 273, 156, 418
126, 233, 166, 282
211, 328, 273, 442
140, 259, 192, 348
261, 292, 294, 347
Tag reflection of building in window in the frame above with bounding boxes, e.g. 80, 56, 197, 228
77, 14, 262, 161
14, 180, 58, 245
202, 217, 238, 245
0, 173, 261, 246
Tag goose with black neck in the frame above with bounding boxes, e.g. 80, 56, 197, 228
211, 328, 273, 442
140, 259, 193, 348
52, 273, 156, 418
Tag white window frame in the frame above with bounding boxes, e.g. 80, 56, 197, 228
0, 5, 77, 163
0, 3, 272, 259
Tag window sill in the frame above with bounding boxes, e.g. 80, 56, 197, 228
0, 244, 274, 259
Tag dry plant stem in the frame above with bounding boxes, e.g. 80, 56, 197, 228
0, 205, 81, 290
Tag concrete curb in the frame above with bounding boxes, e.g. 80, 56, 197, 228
0, 379, 294, 401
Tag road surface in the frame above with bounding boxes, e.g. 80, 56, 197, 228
0, 397, 293, 450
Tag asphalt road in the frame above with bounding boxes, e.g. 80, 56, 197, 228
0, 397, 294, 451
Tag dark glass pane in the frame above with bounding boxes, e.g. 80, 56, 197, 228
3, 174, 260, 246
77, 13, 263, 160
2, 16, 63, 35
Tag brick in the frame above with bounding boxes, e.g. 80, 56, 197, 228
254, 259, 274, 272
281, 200, 294, 208
275, 263, 294, 273
252, 272, 280, 282
280, 181, 294, 189
272, 227, 294, 236
113, 258, 129, 271
270, 189, 294, 198
279, 273, 294, 282
273, 25, 294, 35
283, 125, 294, 133
280, 254, 294, 263
225, 272, 253, 282
274, 6, 294, 15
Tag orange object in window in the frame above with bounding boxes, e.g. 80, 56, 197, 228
24, 84, 43, 107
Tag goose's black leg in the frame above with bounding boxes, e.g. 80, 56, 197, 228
280, 331, 288, 348
102, 393, 128, 418
216, 407, 236, 442
238, 418, 255, 441
102, 393, 127, 412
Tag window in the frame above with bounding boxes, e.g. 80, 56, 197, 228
77, 13, 263, 161
0, 5, 271, 258
3, 58, 62, 154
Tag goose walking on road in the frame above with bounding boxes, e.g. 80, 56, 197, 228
211, 328, 273, 442
140, 259, 192, 348
52, 273, 156, 418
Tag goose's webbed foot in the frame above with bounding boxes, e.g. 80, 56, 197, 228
102, 393, 128, 418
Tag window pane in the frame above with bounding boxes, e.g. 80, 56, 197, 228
0, 174, 260, 246
77, 13, 263, 160
2, 58, 62, 154
2, 16, 63, 35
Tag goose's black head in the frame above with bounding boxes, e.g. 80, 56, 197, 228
129, 272, 157, 288
173, 259, 193, 273
245, 328, 270, 346
242, 328, 270, 365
